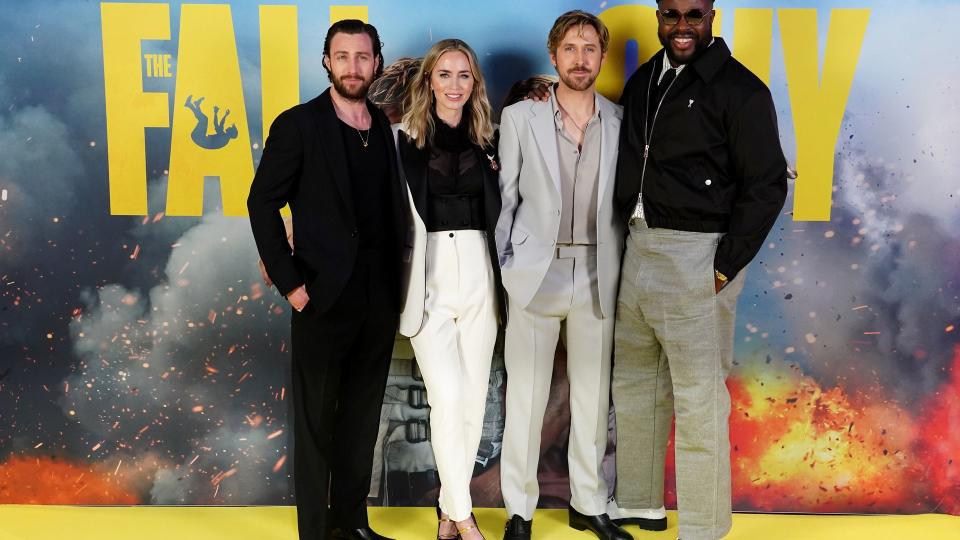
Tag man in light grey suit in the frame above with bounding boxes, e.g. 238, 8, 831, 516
495, 11, 630, 540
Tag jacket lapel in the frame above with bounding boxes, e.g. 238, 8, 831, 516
312, 90, 355, 226
397, 132, 429, 222
375, 107, 407, 239
528, 105, 562, 196
597, 99, 622, 206
476, 142, 502, 236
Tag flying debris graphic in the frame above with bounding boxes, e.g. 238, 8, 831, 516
53, 215, 292, 504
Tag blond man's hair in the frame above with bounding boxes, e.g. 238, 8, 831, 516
401, 39, 494, 150
547, 10, 610, 54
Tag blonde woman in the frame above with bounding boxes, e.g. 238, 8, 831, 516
394, 39, 503, 540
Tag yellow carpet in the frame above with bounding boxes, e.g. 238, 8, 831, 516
0, 506, 956, 539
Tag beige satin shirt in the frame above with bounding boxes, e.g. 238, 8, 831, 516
550, 86, 602, 246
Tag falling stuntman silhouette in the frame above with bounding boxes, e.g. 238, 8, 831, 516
184, 95, 238, 149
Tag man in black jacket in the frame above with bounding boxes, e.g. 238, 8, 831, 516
609, 1, 787, 539
247, 19, 406, 540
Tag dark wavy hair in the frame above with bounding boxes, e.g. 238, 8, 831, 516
322, 19, 384, 79
368, 57, 422, 123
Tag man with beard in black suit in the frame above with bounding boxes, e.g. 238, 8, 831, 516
247, 19, 407, 540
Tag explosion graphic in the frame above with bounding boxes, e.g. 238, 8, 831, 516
915, 346, 960, 514
660, 350, 960, 514
0, 456, 139, 504
727, 359, 917, 512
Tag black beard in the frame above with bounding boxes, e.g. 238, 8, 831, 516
331, 74, 373, 100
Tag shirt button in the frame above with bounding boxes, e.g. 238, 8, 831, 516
705, 179, 712, 186
449, 232, 455, 238
351, 229, 358, 237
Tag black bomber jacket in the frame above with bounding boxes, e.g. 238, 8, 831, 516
614, 38, 788, 281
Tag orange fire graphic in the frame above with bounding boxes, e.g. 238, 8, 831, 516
664, 358, 926, 512
727, 361, 918, 512
0, 456, 140, 504
915, 346, 960, 514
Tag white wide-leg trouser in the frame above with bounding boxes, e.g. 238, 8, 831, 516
410, 230, 497, 521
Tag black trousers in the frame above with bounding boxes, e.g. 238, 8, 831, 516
290, 253, 398, 539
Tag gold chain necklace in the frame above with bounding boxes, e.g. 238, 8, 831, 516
555, 96, 592, 134
356, 128, 370, 148
331, 97, 372, 148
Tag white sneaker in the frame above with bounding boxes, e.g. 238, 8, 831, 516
606, 499, 666, 520
606, 499, 668, 531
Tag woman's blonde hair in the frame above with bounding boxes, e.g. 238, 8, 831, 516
402, 39, 494, 150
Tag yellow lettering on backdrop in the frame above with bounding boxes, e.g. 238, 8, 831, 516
259, 5, 299, 218
143, 54, 173, 78
260, 6, 299, 142
330, 5, 369, 23
780, 9, 870, 221
732, 9, 774, 85
101, 3, 170, 216
596, 6, 722, 103
167, 4, 253, 216
161, 54, 172, 78
597, 5, 658, 101
144, 54, 158, 77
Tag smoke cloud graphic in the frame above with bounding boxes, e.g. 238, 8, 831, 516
63, 214, 293, 503
0, 106, 81, 229
749, 145, 960, 406
0, 1, 147, 376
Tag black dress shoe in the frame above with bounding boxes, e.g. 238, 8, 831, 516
329, 527, 394, 540
568, 506, 633, 540
610, 516, 667, 531
502, 514, 532, 540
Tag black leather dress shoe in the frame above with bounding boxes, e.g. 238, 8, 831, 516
610, 516, 667, 531
329, 527, 394, 540
502, 514, 532, 540
568, 506, 633, 540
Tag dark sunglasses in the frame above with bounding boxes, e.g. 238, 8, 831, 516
659, 8, 712, 26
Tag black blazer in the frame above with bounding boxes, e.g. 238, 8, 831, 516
396, 129, 506, 324
247, 89, 407, 315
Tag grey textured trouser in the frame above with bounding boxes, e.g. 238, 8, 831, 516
612, 219, 744, 540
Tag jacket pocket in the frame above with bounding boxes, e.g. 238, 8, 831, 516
511, 228, 529, 245
686, 160, 724, 207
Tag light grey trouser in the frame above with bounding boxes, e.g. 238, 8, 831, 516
501, 252, 614, 519
612, 219, 744, 540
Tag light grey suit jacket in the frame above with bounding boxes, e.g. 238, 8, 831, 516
494, 94, 625, 317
